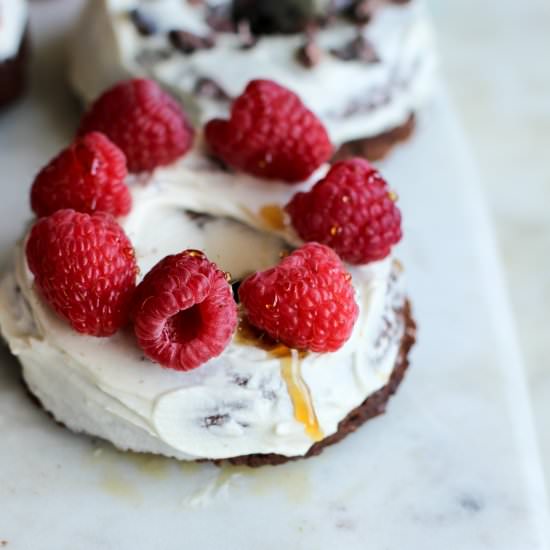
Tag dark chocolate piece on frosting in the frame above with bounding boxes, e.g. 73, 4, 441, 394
330, 34, 379, 63
203, 414, 230, 428
129, 9, 158, 36
296, 37, 323, 68
168, 30, 215, 54
232, 0, 320, 35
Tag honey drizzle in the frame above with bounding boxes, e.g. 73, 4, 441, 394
235, 317, 324, 441
280, 352, 324, 442
258, 204, 286, 230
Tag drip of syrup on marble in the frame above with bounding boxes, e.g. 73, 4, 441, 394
235, 316, 324, 442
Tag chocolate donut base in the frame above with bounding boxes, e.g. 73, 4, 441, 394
213, 299, 416, 467
334, 115, 416, 163
0, 29, 29, 109
22, 301, 415, 468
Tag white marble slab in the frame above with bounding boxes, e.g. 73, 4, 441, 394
0, 3, 548, 548
426, 0, 550, 494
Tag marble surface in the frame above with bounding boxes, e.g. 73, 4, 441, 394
0, 2, 549, 548
427, 0, 550, 495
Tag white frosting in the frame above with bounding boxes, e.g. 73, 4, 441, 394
0, 0, 27, 61
0, 141, 407, 460
69, 0, 436, 145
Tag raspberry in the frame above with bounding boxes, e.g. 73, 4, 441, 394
30, 132, 131, 218
239, 243, 358, 352
79, 79, 194, 173
131, 250, 237, 371
286, 158, 402, 264
25, 209, 137, 337
205, 79, 332, 183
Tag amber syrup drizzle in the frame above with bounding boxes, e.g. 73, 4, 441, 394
235, 316, 324, 442
258, 204, 286, 231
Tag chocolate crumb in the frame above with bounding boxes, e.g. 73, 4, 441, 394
330, 34, 379, 63
203, 414, 230, 428
129, 9, 157, 36
168, 30, 215, 54
194, 77, 231, 101
237, 20, 257, 49
296, 38, 322, 68
233, 374, 249, 387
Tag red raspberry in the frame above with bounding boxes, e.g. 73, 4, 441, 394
286, 158, 402, 264
25, 209, 137, 337
205, 79, 332, 183
131, 250, 237, 371
30, 132, 131, 218
239, 243, 358, 352
79, 79, 194, 173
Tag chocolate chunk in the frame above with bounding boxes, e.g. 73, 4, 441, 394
232, 0, 318, 35
168, 30, 215, 54
296, 38, 322, 68
194, 77, 231, 100
330, 34, 379, 63
129, 9, 157, 36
